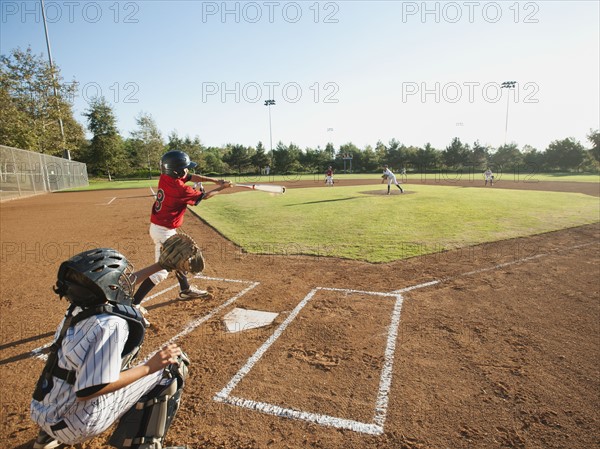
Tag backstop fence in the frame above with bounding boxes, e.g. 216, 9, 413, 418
0, 145, 89, 202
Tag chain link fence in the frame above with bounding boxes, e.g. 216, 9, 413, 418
0, 145, 88, 202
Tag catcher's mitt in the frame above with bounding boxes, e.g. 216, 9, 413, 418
159, 232, 205, 273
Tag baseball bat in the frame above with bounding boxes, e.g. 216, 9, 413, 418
235, 183, 286, 194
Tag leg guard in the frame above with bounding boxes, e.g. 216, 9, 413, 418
175, 271, 190, 292
109, 355, 189, 449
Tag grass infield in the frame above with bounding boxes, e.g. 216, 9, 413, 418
193, 184, 600, 263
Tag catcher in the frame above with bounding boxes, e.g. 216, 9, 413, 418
31, 246, 195, 449
133, 150, 237, 316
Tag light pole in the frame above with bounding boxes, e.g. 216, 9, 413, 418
501, 81, 516, 146
41, 0, 66, 156
265, 99, 275, 170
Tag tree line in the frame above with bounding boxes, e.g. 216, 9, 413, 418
2, 47, 599, 179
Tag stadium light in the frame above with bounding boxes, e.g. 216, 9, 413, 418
501, 81, 517, 146
264, 99, 276, 168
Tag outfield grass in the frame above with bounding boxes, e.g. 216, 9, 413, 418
295, 172, 600, 183
71, 172, 599, 191
193, 184, 600, 263
223, 172, 600, 183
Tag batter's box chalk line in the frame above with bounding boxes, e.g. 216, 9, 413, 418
213, 287, 404, 435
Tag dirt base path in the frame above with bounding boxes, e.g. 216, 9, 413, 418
1, 179, 598, 449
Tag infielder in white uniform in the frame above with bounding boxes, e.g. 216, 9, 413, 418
484, 168, 494, 186
382, 165, 404, 195
31, 248, 189, 449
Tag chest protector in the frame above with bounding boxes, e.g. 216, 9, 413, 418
33, 303, 146, 401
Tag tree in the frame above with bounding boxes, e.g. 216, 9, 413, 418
360, 145, 381, 172
0, 47, 84, 155
203, 147, 227, 174
82, 97, 123, 179
471, 140, 490, 168
374, 140, 387, 161
385, 138, 402, 167
299, 146, 331, 172
250, 141, 270, 172
130, 112, 164, 177
414, 143, 441, 171
442, 137, 471, 168
587, 129, 600, 163
273, 141, 301, 173
0, 83, 31, 149
384, 140, 417, 170
324, 142, 335, 161
490, 143, 523, 171
223, 144, 252, 173
521, 145, 544, 173
544, 138, 587, 171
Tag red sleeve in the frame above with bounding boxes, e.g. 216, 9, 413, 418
179, 182, 202, 205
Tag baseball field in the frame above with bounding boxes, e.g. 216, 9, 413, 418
1, 176, 598, 449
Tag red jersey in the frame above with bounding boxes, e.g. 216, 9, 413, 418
326, 169, 333, 176
151, 174, 203, 229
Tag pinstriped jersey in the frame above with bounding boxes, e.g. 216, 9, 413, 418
30, 308, 164, 444
31, 311, 127, 426
151, 174, 202, 229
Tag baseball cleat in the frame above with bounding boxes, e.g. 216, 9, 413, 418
179, 286, 211, 300
33, 430, 61, 449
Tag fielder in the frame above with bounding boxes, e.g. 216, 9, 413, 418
133, 150, 235, 310
325, 166, 334, 186
484, 168, 494, 186
30, 241, 199, 449
381, 165, 404, 194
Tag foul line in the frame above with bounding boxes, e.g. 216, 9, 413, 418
391, 241, 597, 294
214, 287, 403, 435
95, 196, 116, 206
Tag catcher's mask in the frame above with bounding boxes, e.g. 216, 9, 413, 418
161, 150, 197, 179
54, 248, 136, 308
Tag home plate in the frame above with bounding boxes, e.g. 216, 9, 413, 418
223, 308, 279, 333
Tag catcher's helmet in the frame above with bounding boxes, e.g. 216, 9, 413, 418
161, 150, 197, 178
54, 249, 135, 308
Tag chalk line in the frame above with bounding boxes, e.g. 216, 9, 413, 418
214, 287, 403, 435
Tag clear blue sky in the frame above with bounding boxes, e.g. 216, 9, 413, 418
2, 1, 599, 151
